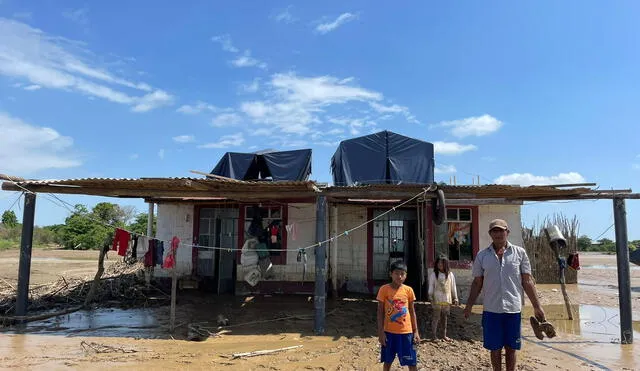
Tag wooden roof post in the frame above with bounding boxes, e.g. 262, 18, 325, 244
614, 197, 633, 344
314, 195, 327, 335
15, 192, 36, 319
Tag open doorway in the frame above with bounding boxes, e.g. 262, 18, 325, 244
372, 209, 422, 299
196, 208, 238, 294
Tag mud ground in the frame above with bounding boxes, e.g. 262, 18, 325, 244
0, 249, 638, 370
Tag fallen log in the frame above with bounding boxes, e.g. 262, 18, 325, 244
232, 345, 303, 359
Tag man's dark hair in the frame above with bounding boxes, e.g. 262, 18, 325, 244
389, 261, 408, 273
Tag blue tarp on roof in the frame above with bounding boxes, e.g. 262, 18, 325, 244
211, 149, 312, 181
331, 130, 435, 186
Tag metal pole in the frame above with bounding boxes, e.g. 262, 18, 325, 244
613, 198, 633, 344
15, 192, 36, 318
314, 195, 327, 335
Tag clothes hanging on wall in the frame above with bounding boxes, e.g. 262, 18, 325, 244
155, 240, 165, 267
162, 236, 180, 269
112, 228, 130, 256
286, 223, 297, 241
144, 239, 155, 267
137, 235, 149, 262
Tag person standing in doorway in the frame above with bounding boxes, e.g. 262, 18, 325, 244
464, 219, 546, 371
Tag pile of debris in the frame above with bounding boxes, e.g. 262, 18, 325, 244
0, 262, 169, 318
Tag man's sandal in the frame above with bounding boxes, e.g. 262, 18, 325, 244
539, 320, 557, 339
529, 316, 545, 340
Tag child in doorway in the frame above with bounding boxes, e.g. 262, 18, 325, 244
428, 256, 458, 341
376, 261, 420, 371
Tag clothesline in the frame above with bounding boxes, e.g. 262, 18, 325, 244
8, 181, 433, 254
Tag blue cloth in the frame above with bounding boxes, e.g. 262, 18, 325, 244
482, 311, 522, 351
155, 240, 164, 267
380, 332, 417, 366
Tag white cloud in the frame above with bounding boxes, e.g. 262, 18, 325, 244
211, 34, 239, 53
129, 153, 139, 160
23, 84, 41, 91
239, 78, 260, 94
198, 133, 245, 149
273, 6, 297, 24
158, 149, 165, 159
494, 172, 586, 186
437, 114, 503, 138
131, 90, 173, 112
0, 18, 173, 112
211, 113, 242, 127
231, 50, 267, 70
435, 165, 457, 174
314, 140, 340, 147
315, 12, 358, 34
632, 164, 640, 171
433, 141, 477, 155
0, 112, 81, 173
239, 72, 411, 137
370, 102, 419, 124
176, 101, 224, 115
172, 135, 195, 143
250, 128, 273, 136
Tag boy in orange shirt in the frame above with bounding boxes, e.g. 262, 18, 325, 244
376, 261, 420, 370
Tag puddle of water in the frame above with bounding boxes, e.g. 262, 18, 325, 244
523, 304, 640, 342
583, 264, 640, 270
2, 308, 167, 338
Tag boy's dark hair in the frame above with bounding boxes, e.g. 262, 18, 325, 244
434, 255, 450, 279
389, 261, 408, 273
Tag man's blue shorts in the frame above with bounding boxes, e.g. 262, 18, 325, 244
380, 332, 417, 366
482, 311, 522, 351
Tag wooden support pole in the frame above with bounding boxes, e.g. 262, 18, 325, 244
331, 205, 338, 298
314, 195, 327, 335
613, 197, 633, 344
170, 269, 177, 332
15, 192, 36, 318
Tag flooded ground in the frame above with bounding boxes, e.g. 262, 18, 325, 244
0, 250, 638, 370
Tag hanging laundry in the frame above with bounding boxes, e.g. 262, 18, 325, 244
130, 234, 138, 260
155, 240, 165, 267
240, 238, 259, 266
162, 236, 180, 269
270, 222, 279, 244
286, 223, 297, 241
144, 239, 155, 267
137, 235, 149, 262
112, 228, 130, 257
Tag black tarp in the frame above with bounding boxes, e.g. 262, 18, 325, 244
211, 149, 312, 181
331, 130, 434, 186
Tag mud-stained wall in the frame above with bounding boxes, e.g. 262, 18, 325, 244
154, 203, 194, 277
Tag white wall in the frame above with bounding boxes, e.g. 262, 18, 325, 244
334, 204, 368, 293
477, 204, 524, 250
154, 203, 194, 277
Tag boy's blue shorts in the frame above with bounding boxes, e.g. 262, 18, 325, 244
380, 332, 417, 366
482, 311, 522, 351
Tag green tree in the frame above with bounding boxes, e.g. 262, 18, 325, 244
577, 235, 592, 251
58, 204, 112, 250
1, 210, 18, 227
127, 212, 156, 236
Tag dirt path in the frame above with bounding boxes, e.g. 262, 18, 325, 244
0, 249, 638, 370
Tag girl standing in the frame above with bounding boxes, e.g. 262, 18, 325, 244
428, 256, 458, 341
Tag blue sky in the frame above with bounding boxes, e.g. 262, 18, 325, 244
0, 1, 638, 240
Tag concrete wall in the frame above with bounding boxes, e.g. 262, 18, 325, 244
154, 203, 194, 277
477, 204, 524, 249
334, 204, 369, 293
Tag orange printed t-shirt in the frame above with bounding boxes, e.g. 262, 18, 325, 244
376, 283, 416, 334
